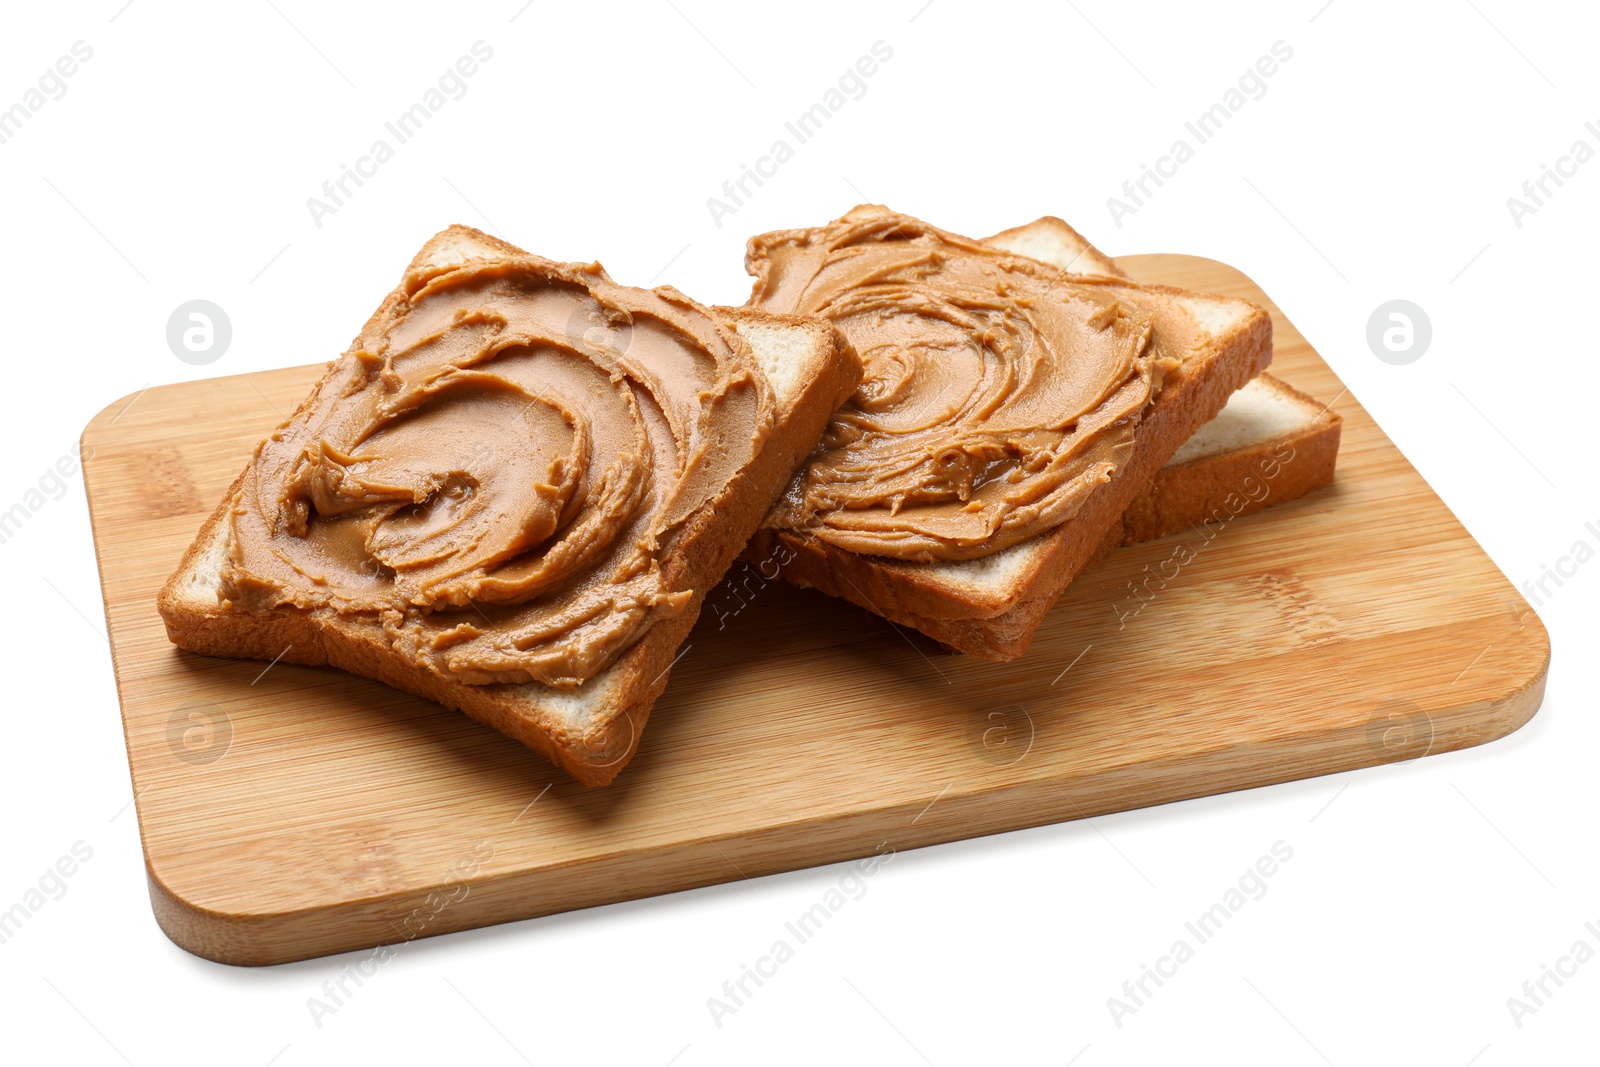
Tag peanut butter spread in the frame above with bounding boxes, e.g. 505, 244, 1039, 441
221, 254, 774, 689
748, 211, 1170, 563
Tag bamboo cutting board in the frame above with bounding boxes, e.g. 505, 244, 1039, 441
83, 255, 1549, 966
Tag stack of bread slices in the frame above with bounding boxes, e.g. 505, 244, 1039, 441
160, 208, 1339, 785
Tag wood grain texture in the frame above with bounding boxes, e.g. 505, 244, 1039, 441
82, 255, 1549, 966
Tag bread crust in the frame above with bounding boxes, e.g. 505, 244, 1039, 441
157, 228, 860, 786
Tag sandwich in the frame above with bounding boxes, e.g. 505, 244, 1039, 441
158, 225, 860, 785
742, 206, 1279, 658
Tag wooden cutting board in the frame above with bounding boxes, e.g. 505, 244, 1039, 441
82, 254, 1549, 966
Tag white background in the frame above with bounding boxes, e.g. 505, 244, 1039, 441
2, 1, 1595, 1063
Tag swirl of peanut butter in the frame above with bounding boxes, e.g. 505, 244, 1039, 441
221, 254, 773, 689
747, 211, 1163, 562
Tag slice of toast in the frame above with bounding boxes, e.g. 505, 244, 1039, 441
159, 225, 859, 786
1120, 372, 1340, 546
744, 207, 1273, 660
983, 217, 1341, 547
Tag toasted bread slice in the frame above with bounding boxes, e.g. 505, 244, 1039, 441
159, 226, 860, 786
1121, 372, 1341, 545
744, 207, 1272, 660
866, 219, 1337, 655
